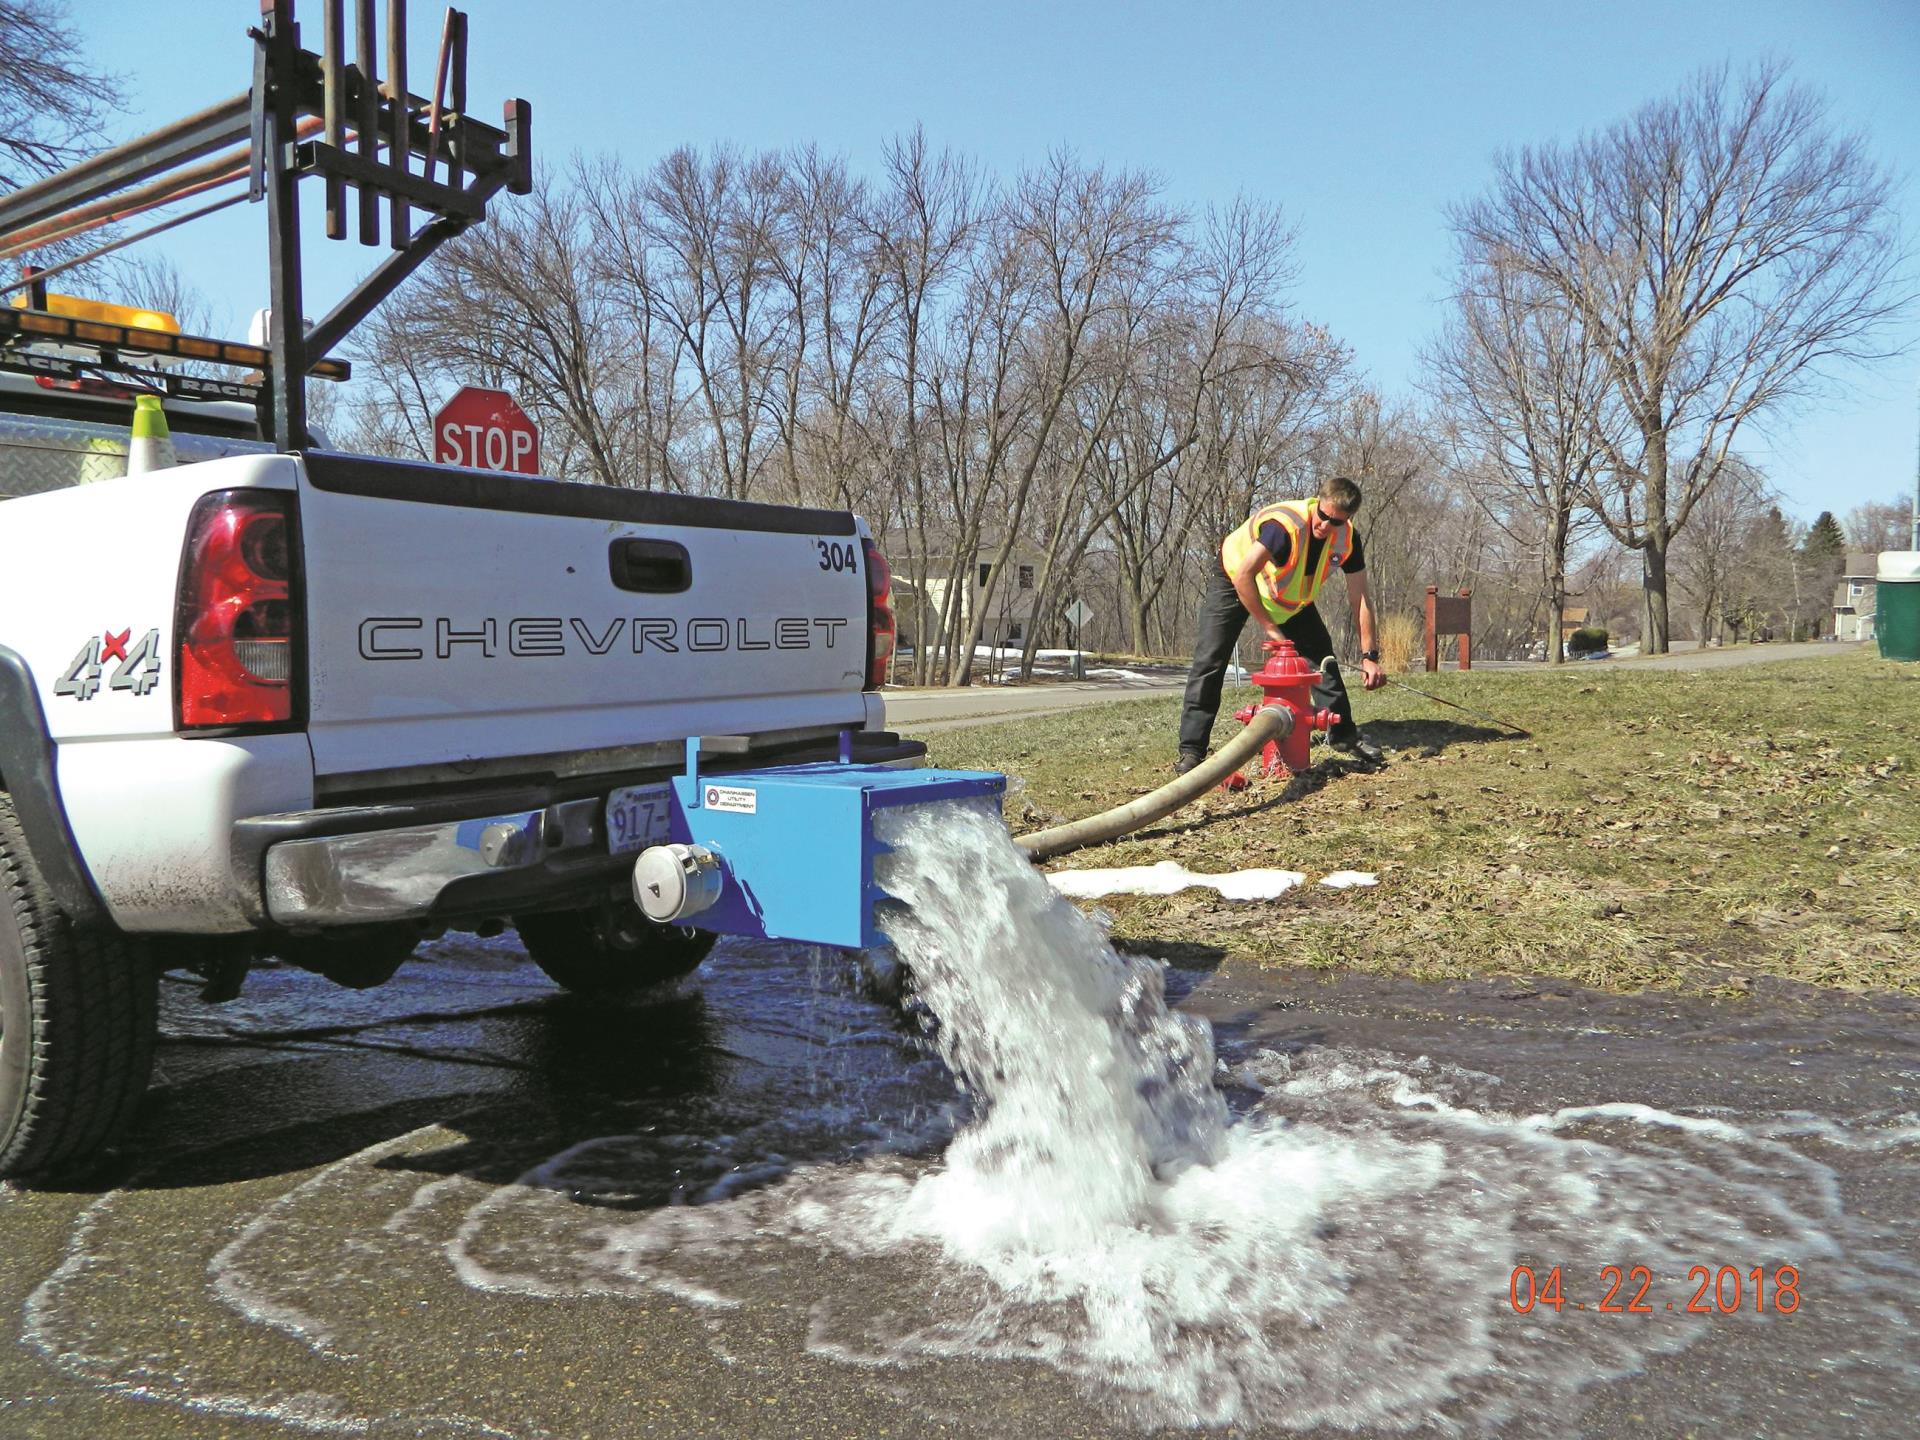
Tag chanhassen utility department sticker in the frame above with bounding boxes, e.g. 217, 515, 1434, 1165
703, 785, 758, 814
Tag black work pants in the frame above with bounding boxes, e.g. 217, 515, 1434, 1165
1177, 567, 1357, 755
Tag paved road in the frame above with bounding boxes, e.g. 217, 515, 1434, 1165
882, 674, 1184, 735
881, 642, 1868, 738
1596, 639, 1867, 671
1419, 640, 1867, 675
2, 941, 1913, 1439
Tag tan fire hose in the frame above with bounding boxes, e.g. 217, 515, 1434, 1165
1015, 705, 1293, 862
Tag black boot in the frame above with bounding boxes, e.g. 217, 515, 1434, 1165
1330, 732, 1385, 765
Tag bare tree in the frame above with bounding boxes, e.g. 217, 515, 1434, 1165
338, 302, 436, 457
868, 130, 982, 682
1010, 333, 1133, 679
0, 1, 119, 192
951, 154, 1177, 686
772, 145, 894, 511
1566, 537, 1643, 646
1720, 503, 1805, 642
580, 156, 694, 492
1668, 455, 1773, 643
1067, 200, 1316, 665
1845, 496, 1915, 555
1452, 62, 1910, 650
1108, 314, 1348, 655
924, 202, 1039, 683
638, 146, 793, 500
1102, 335, 1208, 653
1009, 205, 1201, 681
1424, 251, 1613, 662
1315, 391, 1452, 659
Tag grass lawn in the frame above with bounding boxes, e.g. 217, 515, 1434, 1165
921, 649, 1920, 996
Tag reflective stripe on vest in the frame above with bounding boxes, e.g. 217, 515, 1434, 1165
1219, 499, 1352, 622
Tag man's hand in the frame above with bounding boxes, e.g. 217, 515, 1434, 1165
1361, 658, 1387, 691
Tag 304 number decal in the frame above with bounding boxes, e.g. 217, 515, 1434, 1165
54, 627, 162, 701
816, 539, 859, 573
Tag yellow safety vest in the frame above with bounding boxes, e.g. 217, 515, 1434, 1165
1220, 499, 1353, 624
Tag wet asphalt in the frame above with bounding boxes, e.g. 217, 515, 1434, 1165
2, 932, 1915, 1440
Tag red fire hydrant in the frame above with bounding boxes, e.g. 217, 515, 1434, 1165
1223, 637, 1338, 788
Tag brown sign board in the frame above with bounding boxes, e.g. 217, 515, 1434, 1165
1425, 586, 1472, 672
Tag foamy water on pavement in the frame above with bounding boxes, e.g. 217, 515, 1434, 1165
6, 804, 1918, 1437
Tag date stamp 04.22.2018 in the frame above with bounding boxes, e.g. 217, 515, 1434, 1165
1509, 1265, 1801, 1316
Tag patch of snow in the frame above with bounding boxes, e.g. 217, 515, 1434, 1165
1046, 861, 1307, 901
1319, 871, 1378, 889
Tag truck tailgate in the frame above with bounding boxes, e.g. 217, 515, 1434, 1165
297, 453, 873, 782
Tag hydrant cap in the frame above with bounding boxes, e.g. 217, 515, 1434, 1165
1255, 637, 1320, 683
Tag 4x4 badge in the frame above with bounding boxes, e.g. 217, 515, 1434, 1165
54, 627, 162, 701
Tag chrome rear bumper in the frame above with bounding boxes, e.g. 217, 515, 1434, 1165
243, 736, 928, 929
263, 797, 593, 925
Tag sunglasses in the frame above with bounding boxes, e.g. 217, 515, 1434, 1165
1310, 503, 1351, 530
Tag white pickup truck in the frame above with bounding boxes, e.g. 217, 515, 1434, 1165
0, 372, 909, 1180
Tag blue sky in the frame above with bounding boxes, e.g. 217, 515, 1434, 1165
68, 0, 1920, 528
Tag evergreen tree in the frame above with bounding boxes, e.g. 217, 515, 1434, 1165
1802, 511, 1846, 569
1797, 511, 1847, 640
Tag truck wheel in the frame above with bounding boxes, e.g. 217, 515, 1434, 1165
0, 795, 157, 1181
514, 900, 716, 998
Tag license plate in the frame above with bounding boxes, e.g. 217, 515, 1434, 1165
604, 783, 673, 855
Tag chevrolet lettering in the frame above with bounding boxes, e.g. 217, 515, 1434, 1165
356, 615, 850, 660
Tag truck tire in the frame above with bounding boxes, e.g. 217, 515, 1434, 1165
0, 794, 157, 1181
514, 900, 716, 998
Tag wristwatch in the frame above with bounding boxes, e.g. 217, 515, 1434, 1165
1361, 649, 1381, 662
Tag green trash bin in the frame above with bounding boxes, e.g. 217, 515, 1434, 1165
1878, 551, 1920, 661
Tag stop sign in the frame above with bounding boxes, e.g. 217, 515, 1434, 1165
433, 386, 540, 475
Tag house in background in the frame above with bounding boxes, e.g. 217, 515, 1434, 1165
883, 530, 1056, 656
1560, 605, 1590, 651
1833, 553, 1877, 641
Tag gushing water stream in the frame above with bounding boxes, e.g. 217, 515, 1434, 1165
813, 800, 1917, 1428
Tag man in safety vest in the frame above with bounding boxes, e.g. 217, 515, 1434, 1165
1175, 474, 1386, 771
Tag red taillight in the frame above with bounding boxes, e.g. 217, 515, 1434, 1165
864, 539, 896, 690
174, 490, 302, 730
